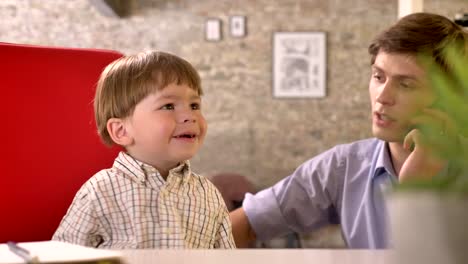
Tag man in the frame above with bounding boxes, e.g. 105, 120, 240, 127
230, 12, 468, 249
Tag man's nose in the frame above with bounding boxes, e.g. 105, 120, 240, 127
375, 81, 396, 106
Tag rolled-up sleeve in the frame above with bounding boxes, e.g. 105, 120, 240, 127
243, 148, 342, 241
243, 188, 290, 241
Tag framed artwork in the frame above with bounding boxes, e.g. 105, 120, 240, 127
230, 15, 247, 37
205, 18, 222, 41
273, 32, 326, 98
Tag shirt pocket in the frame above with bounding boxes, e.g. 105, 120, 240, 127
184, 206, 220, 248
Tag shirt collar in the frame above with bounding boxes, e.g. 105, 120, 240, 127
113, 151, 192, 185
373, 140, 452, 182
374, 141, 397, 180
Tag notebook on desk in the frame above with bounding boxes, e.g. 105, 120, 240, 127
0, 241, 124, 264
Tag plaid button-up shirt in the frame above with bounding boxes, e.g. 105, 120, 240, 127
52, 152, 235, 249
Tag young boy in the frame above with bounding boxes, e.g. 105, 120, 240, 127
53, 51, 236, 249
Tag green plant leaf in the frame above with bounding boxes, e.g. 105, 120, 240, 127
401, 44, 468, 193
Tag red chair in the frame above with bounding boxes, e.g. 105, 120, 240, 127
0, 42, 123, 242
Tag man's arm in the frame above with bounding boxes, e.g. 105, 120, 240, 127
229, 207, 256, 248
229, 146, 343, 247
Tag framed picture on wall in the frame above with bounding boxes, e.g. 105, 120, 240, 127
273, 32, 326, 98
230, 15, 247, 37
205, 18, 222, 41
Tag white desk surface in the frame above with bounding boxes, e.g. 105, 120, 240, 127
122, 249, 393, 264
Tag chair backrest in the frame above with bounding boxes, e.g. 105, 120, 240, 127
0, 42, 124, 242
208, 172, 256, 212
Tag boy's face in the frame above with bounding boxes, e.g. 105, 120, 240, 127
124, 83, 207, 170
369, 51, 436, 142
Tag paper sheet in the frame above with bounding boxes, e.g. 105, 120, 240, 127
0, 240, 124, 264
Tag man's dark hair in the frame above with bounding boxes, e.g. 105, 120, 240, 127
368, 12, 468, 72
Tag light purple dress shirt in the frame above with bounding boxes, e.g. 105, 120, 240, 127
243, 138, 397, 249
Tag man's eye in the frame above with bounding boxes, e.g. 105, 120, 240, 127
372, 73, 383, 81
191, 103, 201, 110
399, 82, 414, 89
161, 104, 174, 110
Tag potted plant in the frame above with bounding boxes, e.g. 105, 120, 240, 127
387, 46, 468, 264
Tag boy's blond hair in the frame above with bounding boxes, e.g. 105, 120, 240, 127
94, 51, 202, 146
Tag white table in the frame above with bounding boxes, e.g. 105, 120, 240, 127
122, 249, 393, 264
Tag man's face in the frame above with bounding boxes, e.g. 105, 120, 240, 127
369, 51, 436, 142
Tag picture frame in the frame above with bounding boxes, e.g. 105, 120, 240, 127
230, 15, 247, 37
205, 18, 222, 41
273, 32, 327, 98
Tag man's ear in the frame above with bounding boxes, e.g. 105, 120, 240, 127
107, 117, 133, 146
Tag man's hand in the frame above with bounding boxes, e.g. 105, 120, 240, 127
399, 129, 447, 182
399, 108, 457, 183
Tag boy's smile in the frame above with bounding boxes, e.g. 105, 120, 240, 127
173, 132, 197, 141
173, 130, 200, 143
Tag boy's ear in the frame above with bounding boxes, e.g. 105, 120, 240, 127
106, 118, 133, 146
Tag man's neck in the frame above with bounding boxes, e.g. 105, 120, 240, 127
388, 141, 411, 177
